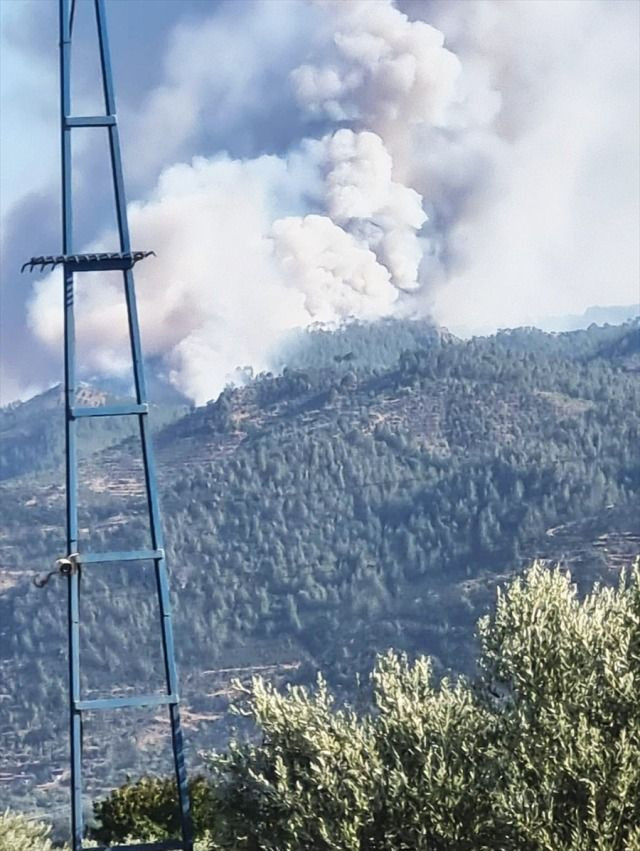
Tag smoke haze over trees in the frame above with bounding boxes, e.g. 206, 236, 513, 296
1, 0, 638, 403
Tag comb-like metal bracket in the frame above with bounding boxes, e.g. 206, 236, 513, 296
21, 250, 155, 273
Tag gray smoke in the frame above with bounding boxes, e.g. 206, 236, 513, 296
25, 0, 639, 402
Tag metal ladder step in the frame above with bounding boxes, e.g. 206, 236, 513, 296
87, 841, 185, 851
65, 114, 116, 127
71, 403, 148, 418
76, 693, 178, 711
76, 549, 164, 565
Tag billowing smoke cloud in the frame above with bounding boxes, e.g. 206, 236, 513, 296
28, 0, 457, 402
291, 0, 460, 130
407, 0, 640, 332
320, 130, 427, 291
273, 214, 395, 318
28, 130, 423, 401
25, 0, 640, 403
30, 155, 301, 402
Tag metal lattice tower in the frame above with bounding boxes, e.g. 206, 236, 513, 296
23, 1, 193, 848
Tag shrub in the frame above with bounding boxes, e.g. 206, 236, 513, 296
91, 774, 217, 846
207, 562, 640, 851
0, 810, 58, 851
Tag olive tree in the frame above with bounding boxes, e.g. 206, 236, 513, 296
208, 562, 640, 851
0, 811, 58, 851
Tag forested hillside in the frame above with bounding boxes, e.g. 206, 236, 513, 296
0, 382, 186, 481
0, 318, 638, 821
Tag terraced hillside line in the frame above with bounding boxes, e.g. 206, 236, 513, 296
535, 390, 596, 416
593, 531, 640, 567
0, 655, 304, 819
531, 504, 640, 582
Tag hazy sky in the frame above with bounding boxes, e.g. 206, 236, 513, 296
1, 0, 638, 404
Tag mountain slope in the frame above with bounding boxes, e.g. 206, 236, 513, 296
0, 382, 186, 482
0, 319, 638, 818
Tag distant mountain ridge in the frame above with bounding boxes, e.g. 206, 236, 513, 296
448, 303, 639, 338
532, 303, 639, 332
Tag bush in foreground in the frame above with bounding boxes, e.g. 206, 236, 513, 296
84, 562, 639, 850
0, 810, 57, 851
91, 775, 217, 846
208, 562, 640, 850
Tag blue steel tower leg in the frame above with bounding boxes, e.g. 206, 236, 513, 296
93, 5, 193, 844
55, 1, 193, 848
60, 3, 83, 846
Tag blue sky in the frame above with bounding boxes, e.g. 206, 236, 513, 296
1, 0, 639, 404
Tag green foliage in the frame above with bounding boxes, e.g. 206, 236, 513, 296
0, 810, 57, 851
208, 563, 640, 850
91, 775, 217, 845
210, 677, 377, 850
475, 564, 640, 850
370, 653, 493, 850
277, 317, 445, 374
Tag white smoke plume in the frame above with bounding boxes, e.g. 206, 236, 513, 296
321, 129, 427, 291
291, 0, 460, 130
30, 155, 306, 402
272, 213, 395, 319
27, 0, 639, 402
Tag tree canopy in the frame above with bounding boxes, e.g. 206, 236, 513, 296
90, 562, 640, 851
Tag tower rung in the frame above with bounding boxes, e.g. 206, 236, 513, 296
86, 841, 185, 851
66, 115, 116, 126
71, 403, 148, 418
77, 549, 164, 564
75, 693, 178, 711
69, 257, 144, 272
